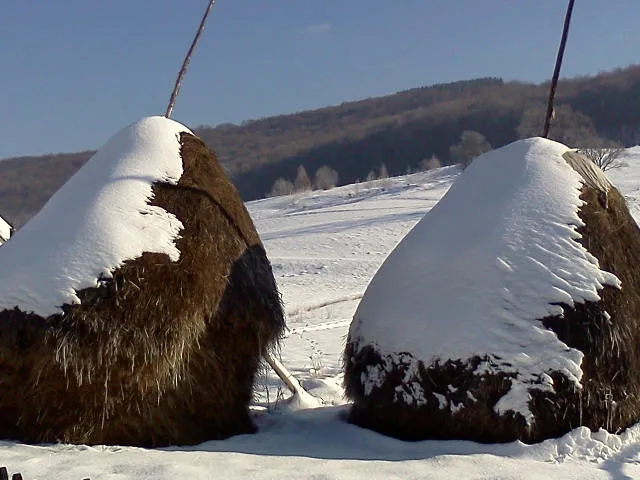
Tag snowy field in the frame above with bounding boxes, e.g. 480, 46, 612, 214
2, 148, 640, 479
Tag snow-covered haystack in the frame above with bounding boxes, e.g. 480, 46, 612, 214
344, 138, 640, 443
0, 116, 284, 446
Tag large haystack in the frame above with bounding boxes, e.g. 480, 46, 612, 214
344, 138, 640, 443
0, 117, 284, 446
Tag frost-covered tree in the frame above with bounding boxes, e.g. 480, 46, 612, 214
420, 155, 441, 171
267, 177, 294, 197
313, 165, 339, 190
294, 165, 312, 192
449, 131, 491, 169
517, 103, 598, 148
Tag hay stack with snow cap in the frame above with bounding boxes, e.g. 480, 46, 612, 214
0, 116, 285, 446
344, 138, 640, 443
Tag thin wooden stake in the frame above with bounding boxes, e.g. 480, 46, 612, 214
542, 0, 575, 138
263, 351, 308, 398
165, 0, 217, 119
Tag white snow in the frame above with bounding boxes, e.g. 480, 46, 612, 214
3, 145, 640, 478
0, 116, 191, 316
0, 215, 11, 243
349, 138, 620, 422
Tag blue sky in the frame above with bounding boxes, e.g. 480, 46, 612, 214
1, 0, 638, 159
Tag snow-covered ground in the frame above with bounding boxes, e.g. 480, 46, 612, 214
2, 148, 640, 479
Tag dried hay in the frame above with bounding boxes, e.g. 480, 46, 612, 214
0, 133, 285, 446
344, 151, 640, 443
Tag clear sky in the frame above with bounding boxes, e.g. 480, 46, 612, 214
1, 0, 638, 159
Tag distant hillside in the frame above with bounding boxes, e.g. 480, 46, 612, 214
1, 64, 640, 227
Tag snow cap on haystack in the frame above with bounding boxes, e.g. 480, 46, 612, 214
0, 116, 188, 315
345, 138, 640, 443
0, 116, 284, 446
0, 215, 12, 244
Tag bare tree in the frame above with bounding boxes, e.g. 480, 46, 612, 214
313, 165, 339, 190
294, 165, 312, 192
578, 145, 625, 172
267, 178, 294, 197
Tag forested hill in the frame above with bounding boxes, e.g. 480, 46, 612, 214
2, 65, 640, 227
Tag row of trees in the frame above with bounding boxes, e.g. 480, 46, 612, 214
230, 63, 640, 200
266, 130, 493, 198
268, 162, 396, 198
2, 66, 638, 223
517, 103, 626, 171
268, 126, 626, 198
447, 127, 625, 172
268, 165, 339, 197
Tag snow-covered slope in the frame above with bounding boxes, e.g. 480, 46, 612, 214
2, 148, 640, 479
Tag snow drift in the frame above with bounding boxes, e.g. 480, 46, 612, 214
345, 138, 640, 443
0, 116, 284, 446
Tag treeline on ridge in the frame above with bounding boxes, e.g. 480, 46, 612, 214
1, 65, 639, 227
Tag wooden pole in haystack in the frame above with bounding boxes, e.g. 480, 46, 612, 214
163, 0, 316, 402
165, 0, 217, 119
542, 0, 575, 138
264, 351, 311, 398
